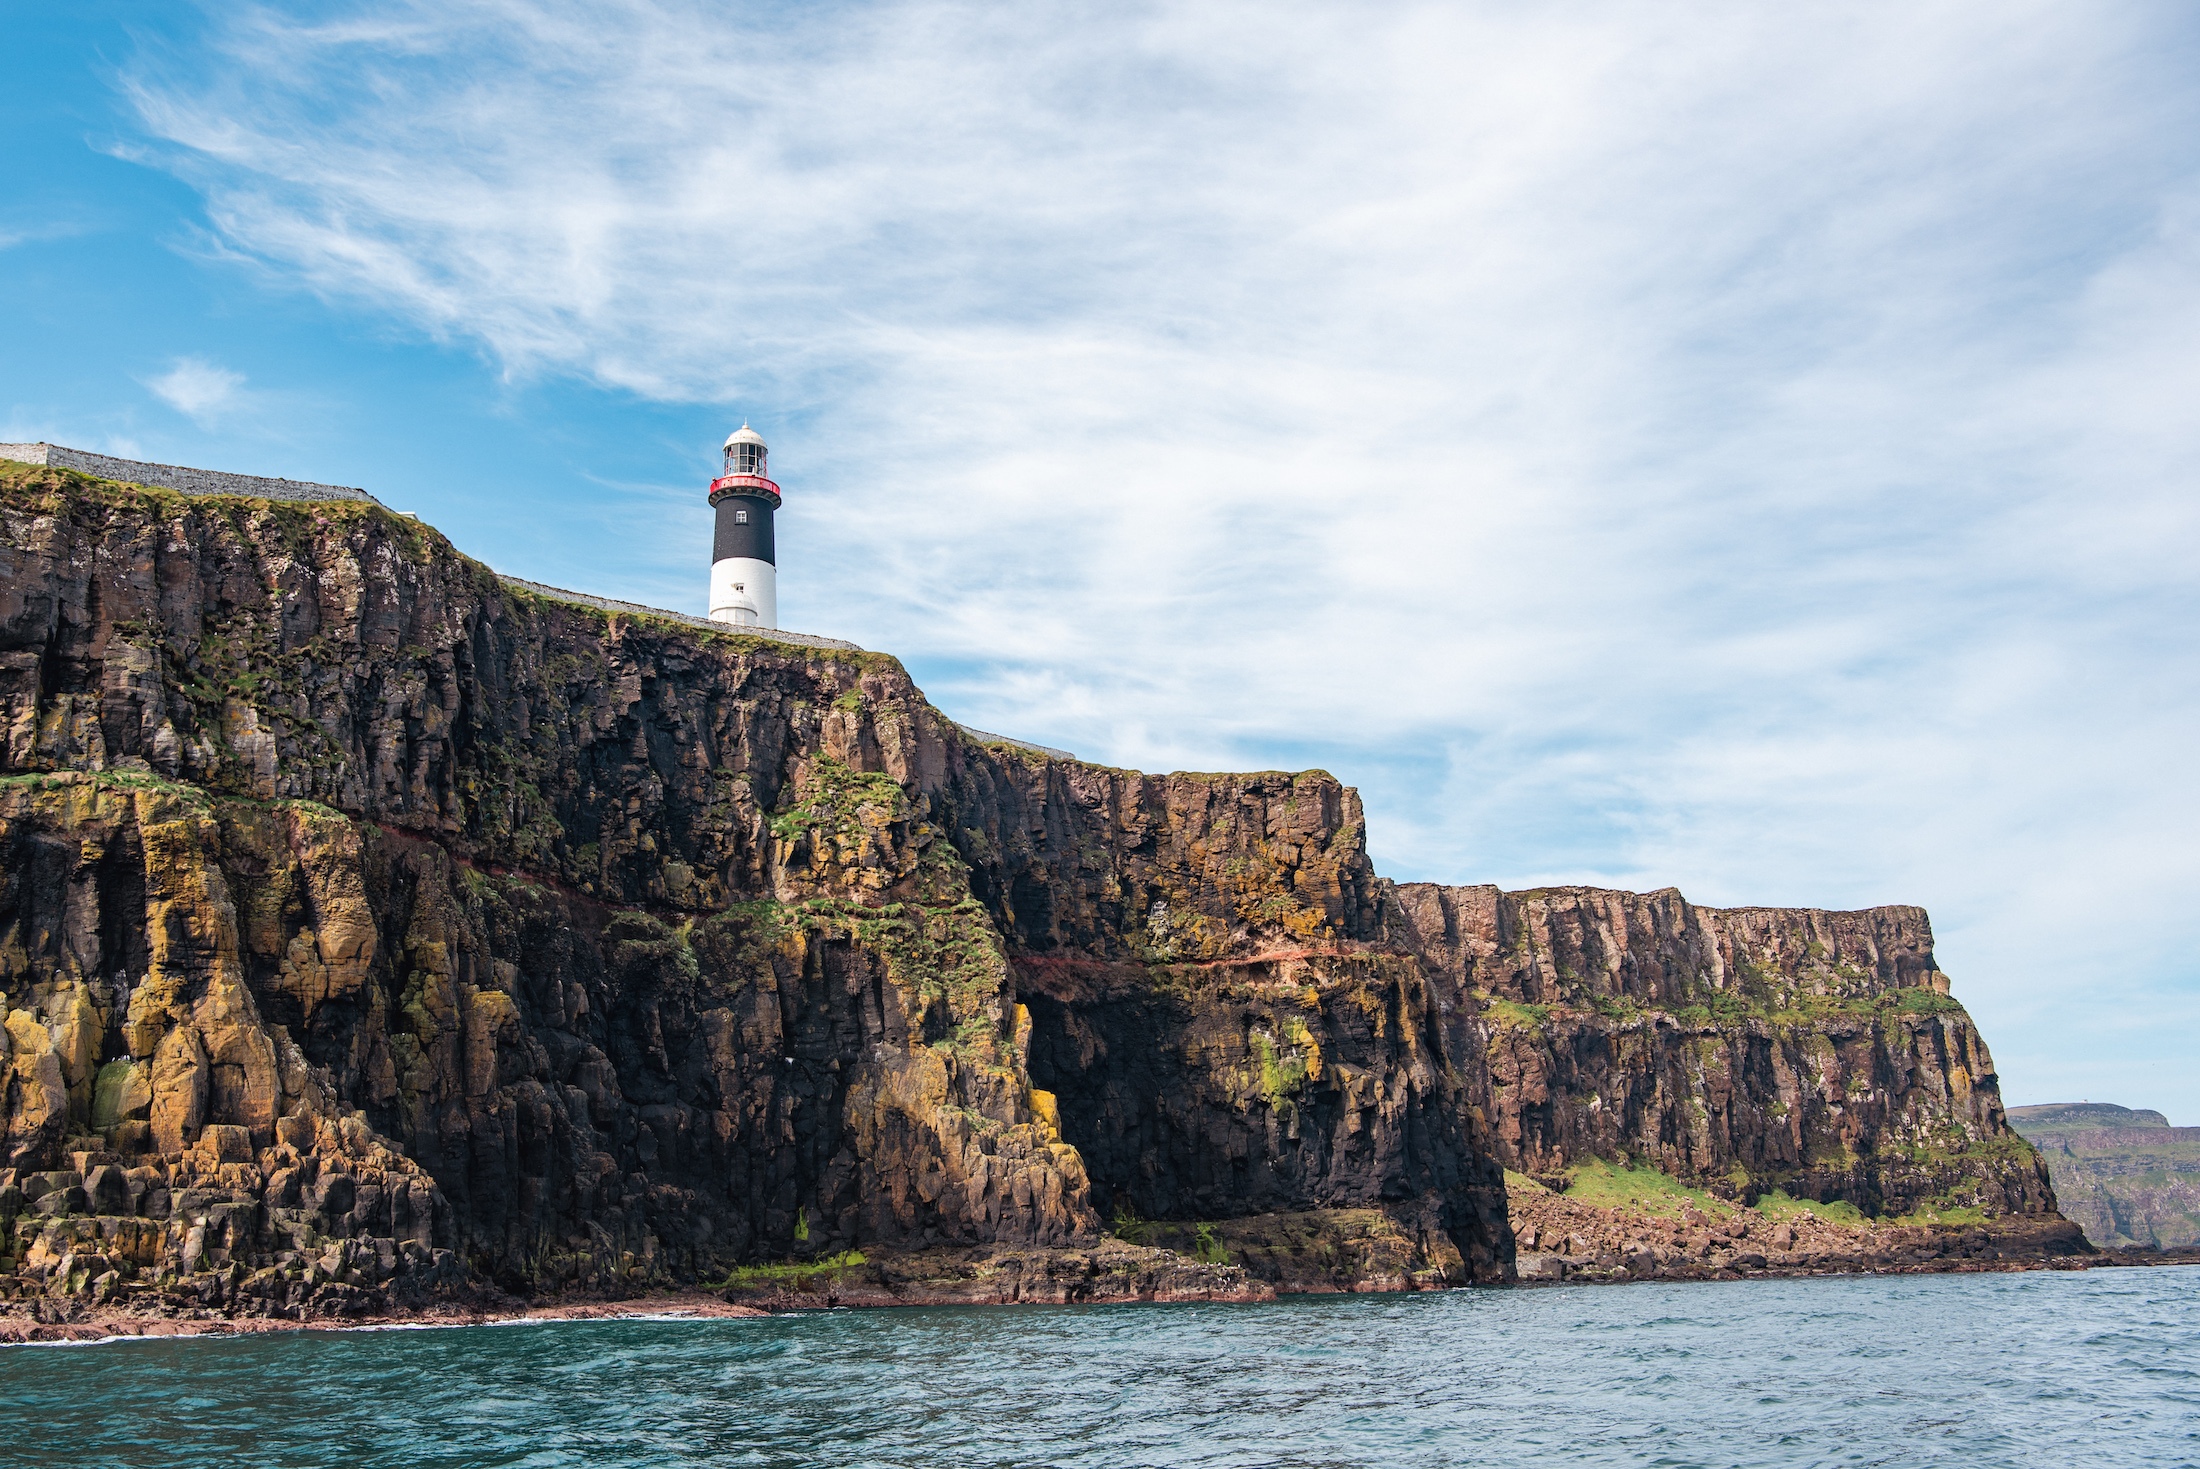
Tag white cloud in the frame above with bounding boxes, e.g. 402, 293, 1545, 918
122, 1, 2200, 1116
144, 356, 247, 421
0, 221, 91, 252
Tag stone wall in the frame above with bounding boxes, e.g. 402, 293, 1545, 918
0, 443, 378, 506
493, 575, 860, 653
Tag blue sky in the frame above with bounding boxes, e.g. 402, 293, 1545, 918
6, 1, 2197, 1119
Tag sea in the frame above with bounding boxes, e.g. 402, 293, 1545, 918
4, 1267, 2195, 1467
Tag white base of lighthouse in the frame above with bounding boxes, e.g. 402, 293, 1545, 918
709, 557, 777, 629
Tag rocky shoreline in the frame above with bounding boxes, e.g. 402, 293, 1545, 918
1504, 1169, 2096, 1284
0, 1291, 767, 1345
9, 1240, 2195, 1345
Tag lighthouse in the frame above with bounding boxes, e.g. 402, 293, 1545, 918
707, 425, 781, 628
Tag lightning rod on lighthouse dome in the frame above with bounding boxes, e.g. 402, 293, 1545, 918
707, 424, 781, 629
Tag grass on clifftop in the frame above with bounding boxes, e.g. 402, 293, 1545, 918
0, 458, 455, 560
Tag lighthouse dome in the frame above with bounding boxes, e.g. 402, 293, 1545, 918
722, 423, 768, 478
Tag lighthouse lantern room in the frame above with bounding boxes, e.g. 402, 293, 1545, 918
708, 424, 781, 628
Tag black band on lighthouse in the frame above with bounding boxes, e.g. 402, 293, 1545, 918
713, 496, 776, 565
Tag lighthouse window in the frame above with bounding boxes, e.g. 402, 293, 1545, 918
735, 510, 749, 523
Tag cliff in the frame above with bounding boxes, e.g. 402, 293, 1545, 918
1388, 883, 2058, 1221
0, 460, 2075, 1322
2008, 1104, 2200, 1249
0, 461, 1507, 1317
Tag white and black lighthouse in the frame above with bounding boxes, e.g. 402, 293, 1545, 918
707, 425, 780, 628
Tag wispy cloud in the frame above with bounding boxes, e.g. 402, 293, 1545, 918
0, 220, 94, 252
120, 1, 2200, 1112
143, 355, 247, 421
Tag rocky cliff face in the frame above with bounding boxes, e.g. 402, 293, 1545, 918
1387, 883, 2058, 1220
0, 462, 2074, 1319
1018, 946, 1504, 1281
2008, 1105, 2200, 1249
0, 463, 1511, 1315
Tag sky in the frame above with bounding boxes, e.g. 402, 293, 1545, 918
5, 0, 2196, 1120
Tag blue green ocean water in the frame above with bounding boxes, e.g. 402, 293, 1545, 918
4, 1267, 2195, 1467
